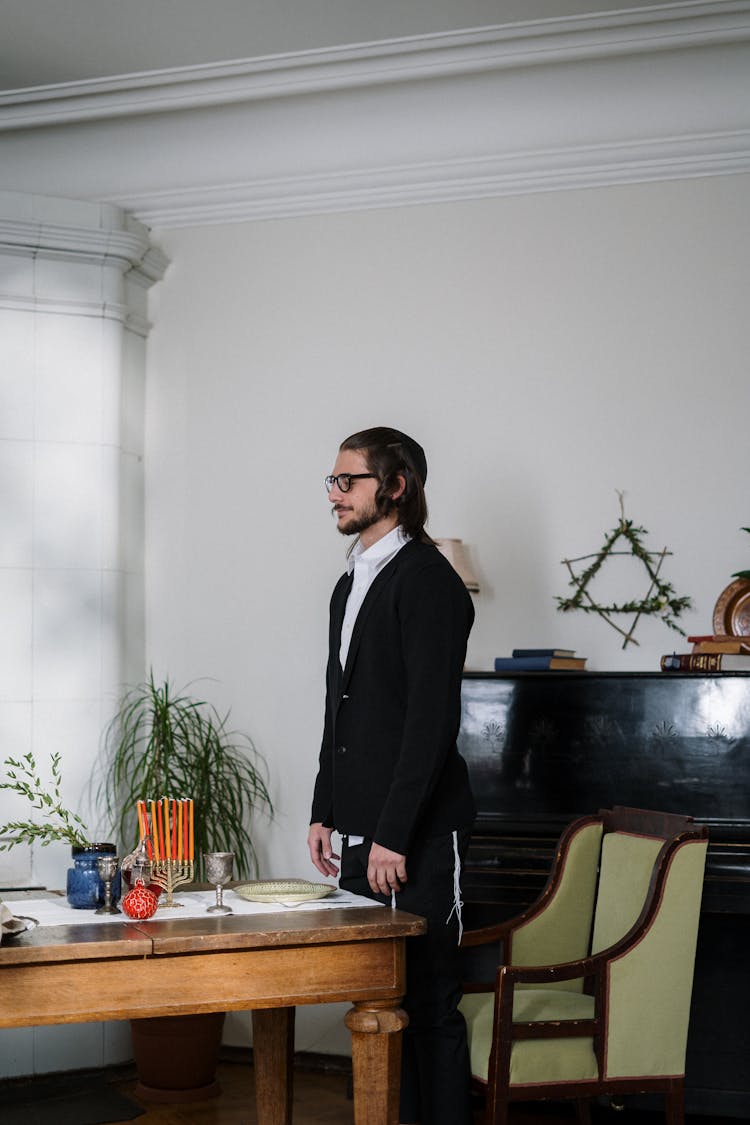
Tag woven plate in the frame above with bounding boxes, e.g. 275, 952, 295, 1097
233, 879, 336, 905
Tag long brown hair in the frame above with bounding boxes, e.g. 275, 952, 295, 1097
340, 426, 433, 543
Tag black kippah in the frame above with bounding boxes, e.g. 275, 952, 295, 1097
388, 430, 428, 485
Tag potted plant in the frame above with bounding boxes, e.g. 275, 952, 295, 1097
98, 670, 274, 1101
731, 527, 750, 581
0, 751, 119, 908
100, 670, 272, 878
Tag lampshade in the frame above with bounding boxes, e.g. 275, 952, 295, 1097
434, 538, 480, 593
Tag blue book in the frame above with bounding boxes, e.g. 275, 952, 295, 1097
495, 656, 586, 671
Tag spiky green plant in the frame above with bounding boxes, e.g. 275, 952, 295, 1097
99, 671, 273, 879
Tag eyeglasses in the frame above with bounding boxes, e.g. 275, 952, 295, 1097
324, 473, 376, 493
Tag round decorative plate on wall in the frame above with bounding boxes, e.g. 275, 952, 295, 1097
713, 579, 750, 636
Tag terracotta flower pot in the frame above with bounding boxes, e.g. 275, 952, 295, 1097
130, 1011, 226, 1102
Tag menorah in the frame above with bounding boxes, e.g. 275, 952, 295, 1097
148, 857, 195, 907
135, 797, 195, 908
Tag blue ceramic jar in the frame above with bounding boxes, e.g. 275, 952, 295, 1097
66, 843, 121, 909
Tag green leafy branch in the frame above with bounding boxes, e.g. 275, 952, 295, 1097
0, 751, 91, 850
731, 527, 750, 581
556, 492, 693, 649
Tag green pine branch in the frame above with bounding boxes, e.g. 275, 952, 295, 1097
556, 493, 693, 647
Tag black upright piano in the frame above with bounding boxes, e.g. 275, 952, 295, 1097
458, 671, 750, 1118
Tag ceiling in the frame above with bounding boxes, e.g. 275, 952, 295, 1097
2, 2, 745, 227
1, 0, 669, 92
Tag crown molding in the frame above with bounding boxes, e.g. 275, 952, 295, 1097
0, 218, 147, 265
1, 2, 748, 131
118, 129, 750, 228
0, 199, 168, 334
1, 3, 748, 226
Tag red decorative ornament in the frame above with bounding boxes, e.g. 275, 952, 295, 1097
122, 878, 159, 920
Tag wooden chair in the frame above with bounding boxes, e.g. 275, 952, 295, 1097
459, 806, 708, 1125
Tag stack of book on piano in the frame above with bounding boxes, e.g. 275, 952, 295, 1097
660, 635, 750, 672
494, 648, 587, 671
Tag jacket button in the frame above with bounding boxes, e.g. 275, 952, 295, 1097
336, 745, 347, 755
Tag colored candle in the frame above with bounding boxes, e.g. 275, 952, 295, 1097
150, 799, 160, 860
142, 803, 154, 859
171, 798, 177, 860
178, 799, 184, 862
161, 798, 168, 860
188, 799, 194, 862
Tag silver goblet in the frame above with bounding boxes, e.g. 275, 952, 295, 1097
96, 854, 121, 915
204, 851, 234, 914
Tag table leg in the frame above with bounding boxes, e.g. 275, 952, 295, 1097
345, 1000, 409, 1125
252, 1006, 295, 1125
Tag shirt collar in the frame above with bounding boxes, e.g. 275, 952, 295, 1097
347, 525, 410, 575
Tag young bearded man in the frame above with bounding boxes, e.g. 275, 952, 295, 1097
308, 426, 476, 1125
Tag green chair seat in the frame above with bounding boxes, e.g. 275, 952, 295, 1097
461, 989, 598, 1085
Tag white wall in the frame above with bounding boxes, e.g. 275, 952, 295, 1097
0, 192, 164, 1076
145, 173, 750, 1051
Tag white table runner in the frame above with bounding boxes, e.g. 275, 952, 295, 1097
4, 887, 382, 931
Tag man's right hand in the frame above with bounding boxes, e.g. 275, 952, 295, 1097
307, 822, 340, 878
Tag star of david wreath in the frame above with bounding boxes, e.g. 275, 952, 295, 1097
556, 493, 693, 649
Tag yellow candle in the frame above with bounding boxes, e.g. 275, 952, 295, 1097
188, 799, 194, 863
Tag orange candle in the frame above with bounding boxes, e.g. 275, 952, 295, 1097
177, 799, 184, 861
188, 799, 194, 863
143, 803, 154, 859
162, 798, 169, 860
137, 800, 145, 841
171, 798, 177, 860
150, 799, 160, 861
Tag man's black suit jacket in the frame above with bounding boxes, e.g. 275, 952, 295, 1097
311, 538, 476, 856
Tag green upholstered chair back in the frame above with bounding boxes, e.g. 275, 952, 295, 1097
602, 836, 708, 1078
591, 830, 665, 954
511, 820, 602, 990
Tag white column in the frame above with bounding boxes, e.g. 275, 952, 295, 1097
0, 191, 168, 892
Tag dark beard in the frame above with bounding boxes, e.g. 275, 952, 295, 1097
334, 503, 381, 537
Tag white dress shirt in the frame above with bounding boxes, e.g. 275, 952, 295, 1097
339, 525, 410, 670
338, 525, 409, 849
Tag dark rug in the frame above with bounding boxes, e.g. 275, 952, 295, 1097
0, 1072, 144, 1125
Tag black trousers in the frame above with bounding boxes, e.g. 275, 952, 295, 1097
340, 829, 473, 1125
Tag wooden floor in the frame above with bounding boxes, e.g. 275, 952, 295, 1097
112, 1059, 355, 1124
108, 1059, 731, 1125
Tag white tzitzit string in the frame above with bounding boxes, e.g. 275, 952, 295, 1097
445, 829, 464, 944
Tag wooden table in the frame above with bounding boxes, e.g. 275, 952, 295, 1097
0, 903, 425, 1124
